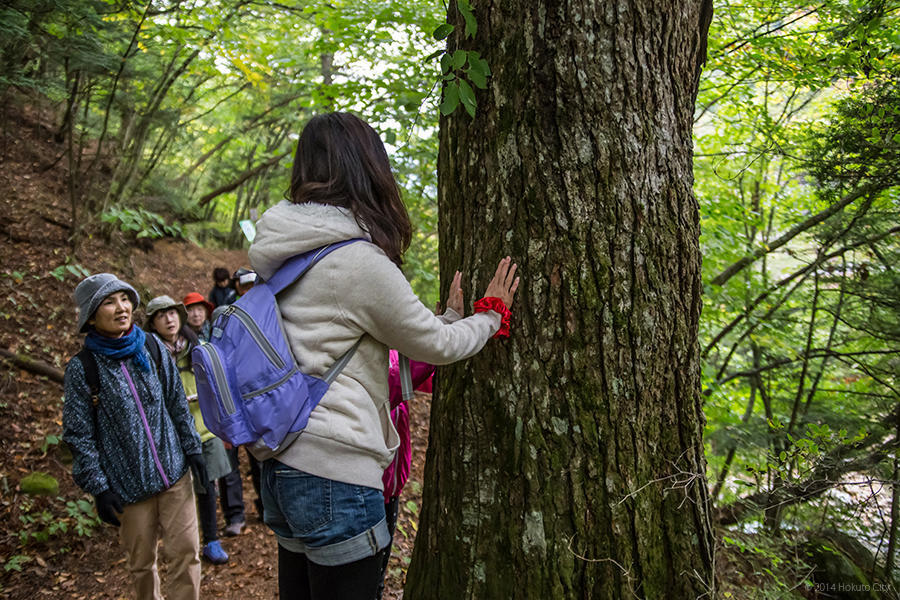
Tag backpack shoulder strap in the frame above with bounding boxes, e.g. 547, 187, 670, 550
75, 349, 100, 401
264, 238, 366, 384
144, 335, 168, 392
265, 238, 365, 295
397, 354, 414, 402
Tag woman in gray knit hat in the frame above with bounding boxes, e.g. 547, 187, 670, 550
62, 274, 206, 600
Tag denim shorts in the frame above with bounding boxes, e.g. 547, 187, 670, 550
261, 460, 389, 566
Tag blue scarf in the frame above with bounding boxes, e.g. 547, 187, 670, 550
84, 325, 151, 372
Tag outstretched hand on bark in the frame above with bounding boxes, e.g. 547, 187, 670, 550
446, 270, 464, 314
483, 257, 519, 309
436, 270, 465, 315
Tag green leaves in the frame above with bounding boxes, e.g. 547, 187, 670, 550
457, 79, 476, 117
697, 0, 900, 528
428, 1, 490, 118
440, 80, 460, 115
450, 49, 467, 70
465, 50, 490, 89
433, 23, 454, 40
100, 206, 185, 240
3, 554, 31, 572
436, 45, 490, 118
440, 53, 488, 117
457, 0, 477, 39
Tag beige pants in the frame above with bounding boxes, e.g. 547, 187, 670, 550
119, 474, 201, 600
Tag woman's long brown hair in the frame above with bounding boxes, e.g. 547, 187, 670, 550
289, 112, 411, 267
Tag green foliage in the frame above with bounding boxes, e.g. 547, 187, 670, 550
405, 500, 420, 516
3, 554, 32, 573
14, 495, 98, 550
456, 0, 478, 38
697, 1, 899, 564
396, 131, 440, 305
100, 206, 184, 240
805, 81, 900, 191
7, 0, 448, 305
434, 2, 490, 118
9, 3, 895, 583
720, 532, 815, 599
40, 434, 61, 455
49, 262, 91, 282
65, 498, 100, 538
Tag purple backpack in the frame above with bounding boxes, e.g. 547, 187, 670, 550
192, 240, 362, 458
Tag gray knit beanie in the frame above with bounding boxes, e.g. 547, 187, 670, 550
74, 273, 140, 333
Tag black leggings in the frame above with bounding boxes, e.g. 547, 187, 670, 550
277, 544, 387, 600
197, 479, 218, 544
375, 496, 400, 600
218, 446, 245, 524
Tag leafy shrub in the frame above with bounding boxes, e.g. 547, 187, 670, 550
49, 262, 91, 282
100, 206, 184, 240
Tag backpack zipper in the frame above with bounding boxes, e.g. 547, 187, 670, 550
242, 365, 300, 399
222, 305, 286, 369
197, 343, 237, 415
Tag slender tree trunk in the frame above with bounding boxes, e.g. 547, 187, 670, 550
56, 63, 79, 143
885, 411, 900, 579
81, 3, 150, 213
406, 1, 714, 598
65, 71, 80, 233
712, 367, 758, 501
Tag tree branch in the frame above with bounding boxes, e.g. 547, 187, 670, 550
709, 183, 875, 287
196, 150, 291, 207
703, 224, 900, 358
709, 349, 900, 391
0, 349, 64, 384
178, 92, 305, 181
716, 413, 899, 526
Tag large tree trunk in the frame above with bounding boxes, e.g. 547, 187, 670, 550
405, 2, 714, 598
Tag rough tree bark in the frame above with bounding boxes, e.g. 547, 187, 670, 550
405, 1, 715, 598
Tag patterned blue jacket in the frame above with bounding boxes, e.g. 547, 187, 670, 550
62, 335, 202, 504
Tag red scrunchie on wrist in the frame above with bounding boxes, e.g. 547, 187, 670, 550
473, 296, 511, 339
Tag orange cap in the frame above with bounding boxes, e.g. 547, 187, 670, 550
182, 292, 214, 315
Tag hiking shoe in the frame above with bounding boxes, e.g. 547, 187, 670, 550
202, 540, 229, 564
223, 519, 245, 537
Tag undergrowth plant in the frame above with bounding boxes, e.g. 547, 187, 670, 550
720, 531, 815, 599
3, 495, 100, 573
100, 206, 184, 240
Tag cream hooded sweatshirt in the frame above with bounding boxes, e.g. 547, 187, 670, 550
248, 201, 501, 489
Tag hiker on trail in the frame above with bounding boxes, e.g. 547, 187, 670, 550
62, 274, 206, 600
374, 279, 462, 600
233, 267, 258, 296
375, 351, 435, 599
182, 292, 213, 342
247, 111, 520, 600
208, 267, 236, 308
184, 288, 249, 535
145, 295, 234, 565
209, 268, 257, 320
210, 266, 266, 523
183, 291, 250, 537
